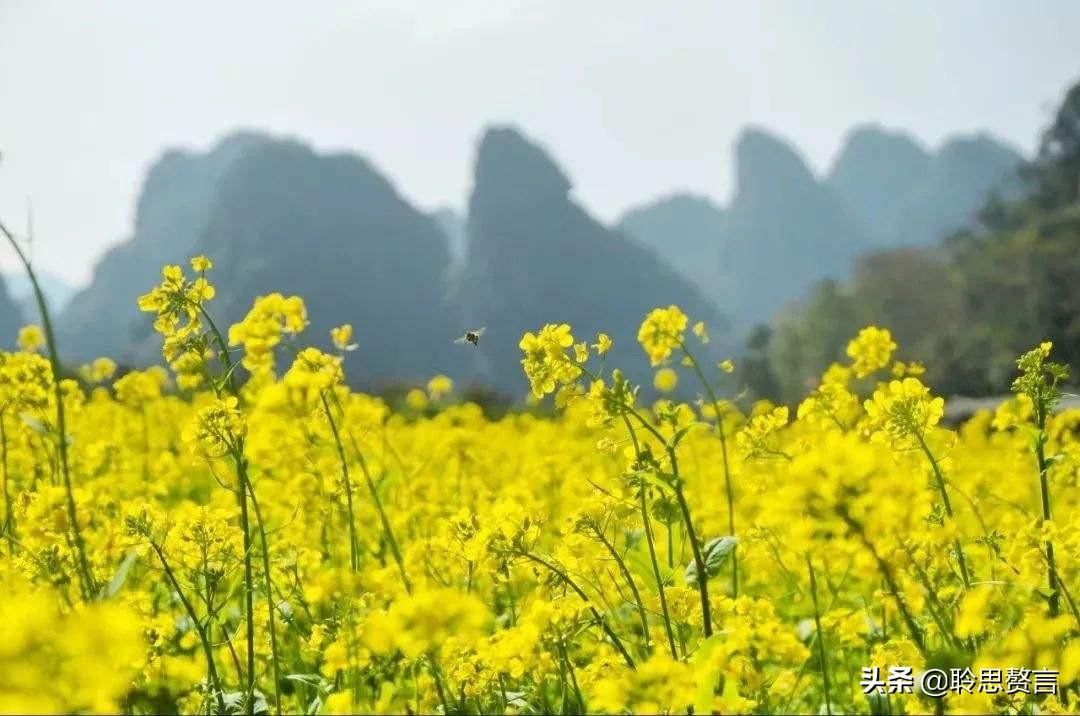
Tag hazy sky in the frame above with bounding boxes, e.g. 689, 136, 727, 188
2, 1, 1079, 284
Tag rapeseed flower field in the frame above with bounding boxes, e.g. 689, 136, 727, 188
2, 252, 1079, 715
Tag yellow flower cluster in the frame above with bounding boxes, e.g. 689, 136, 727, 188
863, 376, 945, 447
846, 325, 897, 378
0, 584, 143, 713
736, 405, 789, 458
637, 304, 688, 365
228, 293, 309, 373
519, 323, 580, 397
1, 260, 1078, 715
137, 262, 220, 390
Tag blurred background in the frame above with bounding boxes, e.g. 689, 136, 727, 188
2, 1, 1079, 402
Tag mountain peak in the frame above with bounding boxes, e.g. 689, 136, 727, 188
826, 124, 933, 241
935, 132, 1024, 167
617, 193, 727, 307
734, 127, 817, 197
460, 126, 721, 394
623, 192, 721, 216
836, 124, 929, 158
829, 124, 931, 182
472, 126, 571, 208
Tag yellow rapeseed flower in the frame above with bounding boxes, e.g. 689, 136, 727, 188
846, 326, 897, 378
190, 255, 213, 272
17, 324, 45, 352
637, 305, 688, 365
592, 332, 613, 355
654, 367, 678, 393
863, 377, 944, 447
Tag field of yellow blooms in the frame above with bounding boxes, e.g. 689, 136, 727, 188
2, 253, 1079, 715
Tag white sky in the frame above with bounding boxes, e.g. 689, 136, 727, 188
2, 0, 1078, 285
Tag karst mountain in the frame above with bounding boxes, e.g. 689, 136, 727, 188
619, 125, 1024, 336
453, 127, 723, 393
48, 121, 1024, 394
58, 131, 466, 388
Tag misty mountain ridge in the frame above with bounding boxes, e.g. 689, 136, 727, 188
4, 269, 78, 325
827, 124, 1025, 246
618, 123, 1025, 335
58, 130, 472, 389
47, 120, 1022, 396
54, 126, 714, 396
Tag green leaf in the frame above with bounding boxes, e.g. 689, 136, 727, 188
685, 536, 738, 586
638, 470, 674, 494
285, 674, 330, 692
100, 549, 139, 600
218, 691, 269, 715
650, 495, 681, 525
625, 545, 677, 587
670, 425, 694, 450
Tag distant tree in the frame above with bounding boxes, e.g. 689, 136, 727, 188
1027, 80, 1080, 210
953, 207, 1080, 389
740, 324, 780, 401
849, 248, 964, 387
769, 279, 859, 404
764, 74, 1080, 400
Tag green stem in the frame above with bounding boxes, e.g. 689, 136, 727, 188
1, 412, 15, 555
150, 540, 227, 712
197, 306, 240, 397
1052, 560, 1080, 630
839, 508, 927, 658
806, 555, 832, 716
321, 392, 359, 572
235, 453, 257, 714
901, 543, 963, 650
916, 433, 971, 589
679, 341, 738, 596
342, 420, 412, 593
620, 406, 713, 636
428, 652, 451, 714
620, 413, 679, 659
558, 634, 584, 711
666, 522, 674, 569
517, 550, 635, 668
1034, 405, 1060, 617
198, 307, 257, 713
1, 220, 94, 599
666, 446, 713, 637
591, 522, 651, 654
245, 476, 283, 716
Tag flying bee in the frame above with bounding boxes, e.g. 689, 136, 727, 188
455, 327, 486, 347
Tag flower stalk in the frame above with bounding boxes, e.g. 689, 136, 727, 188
1, 219, 95, 600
